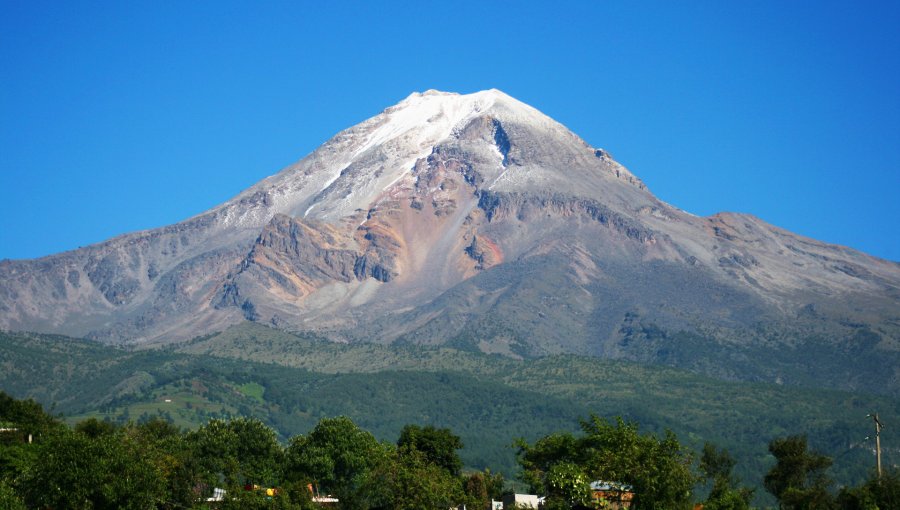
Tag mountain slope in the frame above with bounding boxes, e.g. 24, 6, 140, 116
3, 327, 898, 501
1, 89, 898, 393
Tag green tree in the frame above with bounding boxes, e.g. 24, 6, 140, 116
0, 439, 36, 493
0, 391, 62, 483
132, 418, 200, 510
699, 442, 753, 510
284, 416, 389, 508
362, 446, 466, 510
866, 467, 900, 509
21, 427, 166, 509
229, 416, 284, 485
74, 417, 118, 438
517, 415, 695, 510
544, 461, 591, 509
188, 416, 283, 492
220, 485, 304, 510
836, 484, 878, 510
0, 391, 62, 441
0, 479, 26, 510
515, 431, 579, 494
463, 468, 505, 509
397, 424, 463, 475
764, 435, 835, 509
189, 417, 241, 490
837, 467, 900, 510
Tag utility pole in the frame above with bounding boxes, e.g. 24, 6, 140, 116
867, 413, 884, 478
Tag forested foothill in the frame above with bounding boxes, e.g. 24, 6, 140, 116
1, 393, 898, 509
0, 393, 499, 509
1, 327, 899, 508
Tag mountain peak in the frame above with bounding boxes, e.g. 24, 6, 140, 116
389, 89, 543, 129
401, 88, 508, 102
222, 88, 604, 224
384, 89, 528, 137
2, 90, 898, 398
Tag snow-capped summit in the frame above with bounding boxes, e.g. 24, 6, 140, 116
211, 89, 644, 230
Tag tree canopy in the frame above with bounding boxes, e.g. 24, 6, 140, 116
284, 415, 389, 507
397, 424, 463, 475
2, 390, 896, 510
764, 435, 835, 509
517, 415, 696, 510
700, 442, 753, 510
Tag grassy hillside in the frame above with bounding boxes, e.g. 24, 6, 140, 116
2, 325, 898, 504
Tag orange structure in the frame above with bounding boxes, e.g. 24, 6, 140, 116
590, 480, 635, 509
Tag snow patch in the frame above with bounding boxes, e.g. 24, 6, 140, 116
353, 91, 499, 159
487, 144, 509, 190
212, 89, 562, 225
382, 156, 419, 191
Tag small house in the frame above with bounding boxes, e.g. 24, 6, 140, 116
501, 493, 544, 509
589, 480, 634, 509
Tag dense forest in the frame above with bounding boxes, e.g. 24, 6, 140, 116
1, 391, 897, 509
1, 327, 899, 508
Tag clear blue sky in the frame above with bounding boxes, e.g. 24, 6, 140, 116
2, 1, 898, 261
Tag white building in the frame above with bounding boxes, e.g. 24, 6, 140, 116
501, 493, 544, 509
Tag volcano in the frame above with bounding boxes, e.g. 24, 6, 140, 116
2, 89, 898, 393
